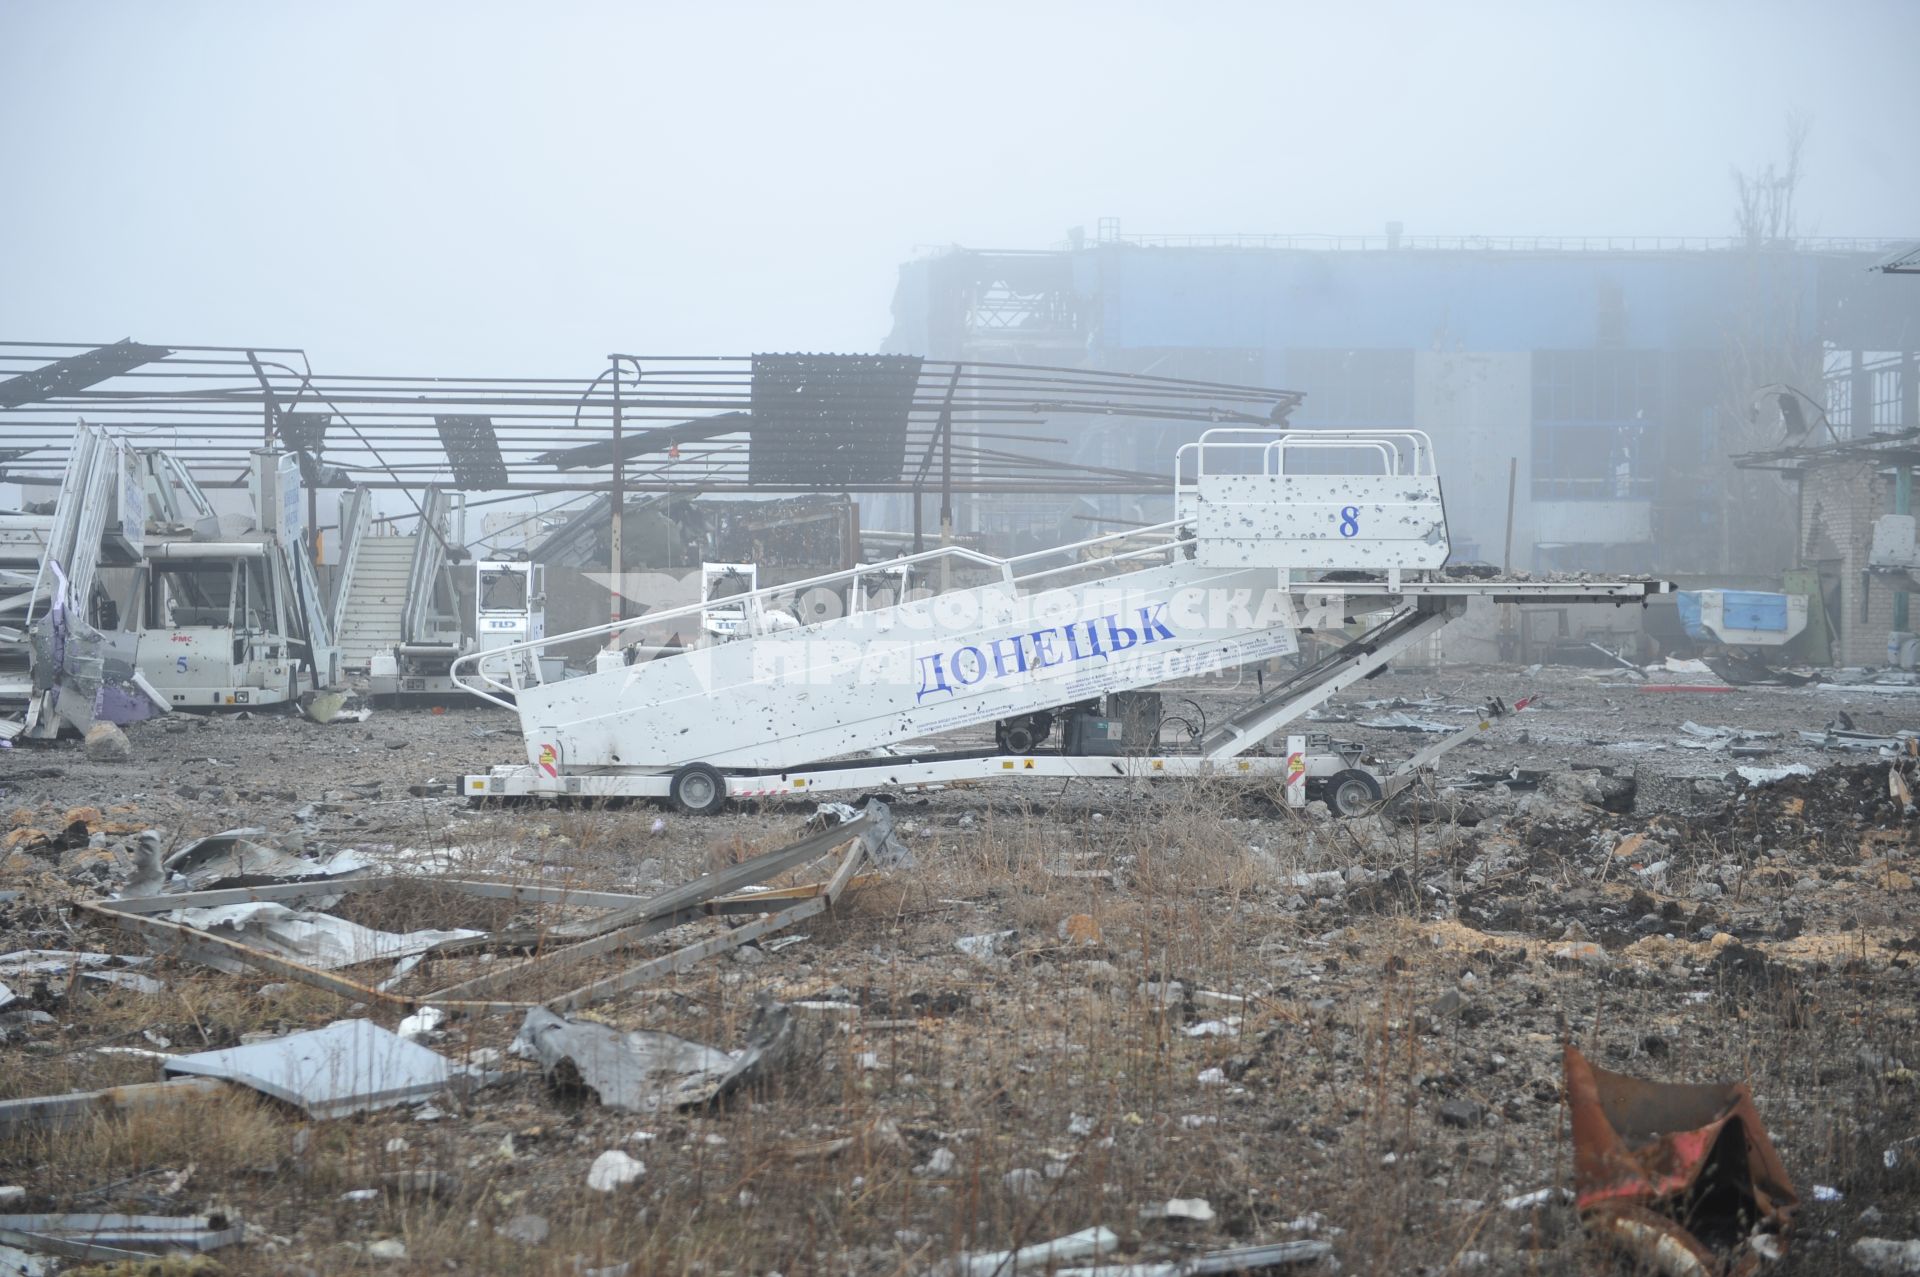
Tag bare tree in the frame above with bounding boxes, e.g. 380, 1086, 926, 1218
1712, 113, 1816, 575
1731, 112, 1810, 247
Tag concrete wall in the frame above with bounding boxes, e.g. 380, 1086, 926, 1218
1412, 351, 1529, 565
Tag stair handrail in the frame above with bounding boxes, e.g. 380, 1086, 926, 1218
330, 486, 373, 638
449, 517, 1182, 707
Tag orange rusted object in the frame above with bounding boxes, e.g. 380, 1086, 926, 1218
1564, 1044, 1797, 1276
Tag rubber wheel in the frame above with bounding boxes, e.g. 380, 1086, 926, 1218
998, 722, 1036, 754
1327, 768, 1384, 817
669, 762, 727, 816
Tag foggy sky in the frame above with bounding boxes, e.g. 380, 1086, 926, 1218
2, 0, 1915, 380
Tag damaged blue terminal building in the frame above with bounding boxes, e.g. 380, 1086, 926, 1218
883, 228, 1918, 581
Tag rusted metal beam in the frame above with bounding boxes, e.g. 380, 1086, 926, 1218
548, 895, 830, 1013
0, 1077, 230, 1137
421, 871, 880, 1004
562, 818, 865, 938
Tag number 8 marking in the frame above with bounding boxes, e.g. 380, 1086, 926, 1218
1338, 506, 1360, 537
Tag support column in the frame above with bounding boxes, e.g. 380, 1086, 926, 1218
609, 356, 624, 625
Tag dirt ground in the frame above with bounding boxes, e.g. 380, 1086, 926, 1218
1, 665, 1917, 1275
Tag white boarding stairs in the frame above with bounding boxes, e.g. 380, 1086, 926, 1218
334, 535, 416, 674
458, 429, 1667, 808
331, 486, 457, 675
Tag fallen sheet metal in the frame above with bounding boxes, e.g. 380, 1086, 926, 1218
1675, 722, 1781, 752
516, 998, 794, 1112
1565, 1044, 1797, 1277
1797, 727, 1919, 754
1701, 653, 1813, 688
1358, 710, 1454, 733
159, 901, 483, 973
162, 826, 371, 893
813, 799, 913, 868
73, 895, 534, 1014
164, 1018, 467, 1119
77, 808, 883, 1014
0, 950, 124, 978
0, 1213, 241, 1264
950, 1226, 1121, 1277
1736, 764, 1813, 787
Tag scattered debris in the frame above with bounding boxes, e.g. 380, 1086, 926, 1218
1566, 1044, 1796, 1276
1359, 711, 1454, 733
1798, 726, 1919, 753
1674, 721, 1780, 754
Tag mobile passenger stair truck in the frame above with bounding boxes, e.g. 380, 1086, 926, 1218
132, 450, 340, 711
331, 485, 550, 701
0, 424, 169, 740
457, 429, 1671, 816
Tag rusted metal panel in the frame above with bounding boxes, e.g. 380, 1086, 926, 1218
1565, 1044, 1797, 1276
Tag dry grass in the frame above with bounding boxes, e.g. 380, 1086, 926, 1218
0, 776, 1913, 1275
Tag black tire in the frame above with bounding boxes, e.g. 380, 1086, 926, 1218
998, 722, 1036, 754
668, 763, 728, 816
1327, 768, 1384, 817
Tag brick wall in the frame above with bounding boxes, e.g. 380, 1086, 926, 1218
1800, 463, 1906, 666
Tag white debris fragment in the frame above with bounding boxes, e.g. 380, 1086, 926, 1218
1852, 1238, 1920, 1274
1140, 1197, 1215, 1224
396, 1007, 446, 1040
954, 931, 1017, 959
586, 1149, 645, 1192
952, 1226, 1119, 1277
1002, 1167, 1045, 1198
1501, 1187, 1570, 1210
1737, 763, 1814, 787
1185, 1018, 1240, 1038
915, 1147, 957, 1176
1811, 1184, 1844, 1202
